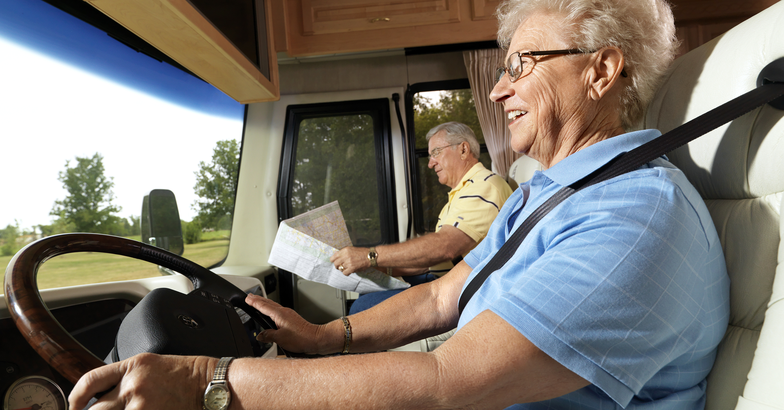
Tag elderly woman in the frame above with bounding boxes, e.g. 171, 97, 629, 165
69, 0, 729, 409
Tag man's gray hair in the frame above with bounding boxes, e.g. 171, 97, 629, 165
425, 122, 481, 159
495, 0, 678, 130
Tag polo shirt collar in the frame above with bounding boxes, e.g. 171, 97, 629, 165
450, 162, 486, 193
542, 129, 662, 187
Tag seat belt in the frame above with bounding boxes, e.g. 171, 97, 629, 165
458, 80, 784, 316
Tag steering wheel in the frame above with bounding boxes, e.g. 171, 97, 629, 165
3, 233, 278, 385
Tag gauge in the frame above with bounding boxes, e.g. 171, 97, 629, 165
3, 375, 68, 410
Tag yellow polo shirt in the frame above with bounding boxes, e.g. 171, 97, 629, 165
429, 162, 514, 276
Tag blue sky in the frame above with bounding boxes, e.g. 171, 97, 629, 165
0, 0, 244, 119
0, 0, 245, 230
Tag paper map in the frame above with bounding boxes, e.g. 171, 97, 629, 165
268, 201, 409, 293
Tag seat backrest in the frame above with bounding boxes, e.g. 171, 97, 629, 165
507, 154, 541, 187
644, 3, 784, 410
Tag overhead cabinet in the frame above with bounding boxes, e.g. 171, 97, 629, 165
84, 0, 280, 103
301, 0, 461, 35
283, 0, 500, 56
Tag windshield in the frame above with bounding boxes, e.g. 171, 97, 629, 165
0, 0, 245, 289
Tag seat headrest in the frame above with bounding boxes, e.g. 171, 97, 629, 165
507, 155, 541, 187
644, 1, 784, 200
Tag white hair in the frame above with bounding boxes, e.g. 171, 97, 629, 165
426, 122, 481, 159
496, 0, 679, 130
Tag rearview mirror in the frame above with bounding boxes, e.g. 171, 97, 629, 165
141, 189, 184, 256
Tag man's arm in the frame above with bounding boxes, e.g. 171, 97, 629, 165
330, 225, 475, 276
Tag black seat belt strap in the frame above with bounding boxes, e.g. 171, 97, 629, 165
457, 81, 784, 316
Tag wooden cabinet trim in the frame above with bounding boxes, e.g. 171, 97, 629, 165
85, 0, 279, 103
301, 0, 461, 36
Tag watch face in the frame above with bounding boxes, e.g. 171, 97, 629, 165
204, 384, 231, 410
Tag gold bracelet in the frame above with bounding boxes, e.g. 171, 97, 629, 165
340, 316, 352, 354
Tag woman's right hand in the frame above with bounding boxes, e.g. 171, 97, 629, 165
245, 294, 337, 355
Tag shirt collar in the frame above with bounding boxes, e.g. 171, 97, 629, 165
450, 162, 486, 193
542, 129, 662, 187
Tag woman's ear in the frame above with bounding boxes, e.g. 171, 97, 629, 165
587, 47, 625, 101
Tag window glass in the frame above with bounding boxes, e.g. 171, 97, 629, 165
280, 99, 396, 247
291, 114, 381, 245
0, 0, 244, 290
411, 87, 492, 232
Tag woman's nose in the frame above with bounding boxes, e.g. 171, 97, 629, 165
489, 74, 513, 103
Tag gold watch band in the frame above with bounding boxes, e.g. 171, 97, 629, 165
213, 357, 233, 382
340, 316, 352, 354
368, 247, 378, 267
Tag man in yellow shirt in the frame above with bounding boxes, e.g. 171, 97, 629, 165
331, 121, 514, 313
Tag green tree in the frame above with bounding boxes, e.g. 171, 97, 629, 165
183, 220, 203, 244
288, 114, 382, 245
1, 222, 20, 256
128, 215, 141, 236
38, 214, 76, 237
50, 153, 122, 233
193, 140, 239, 229
413, 90, 484, 148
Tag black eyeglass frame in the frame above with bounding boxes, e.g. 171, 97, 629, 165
495, 48, 596, 84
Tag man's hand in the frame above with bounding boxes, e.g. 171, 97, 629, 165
68, 353, 212, 410
331, 227, 476, 277
330, 246, 370, 276
246, 294, 341, 355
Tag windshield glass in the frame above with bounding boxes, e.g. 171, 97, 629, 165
0, 0, 245, 289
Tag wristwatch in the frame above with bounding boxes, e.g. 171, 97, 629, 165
367, 247, 378, 267
203, 357, 233, 410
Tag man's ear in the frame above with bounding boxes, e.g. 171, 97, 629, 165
586, 47, 625, 101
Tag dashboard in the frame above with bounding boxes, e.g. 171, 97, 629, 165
1, 298, 131, 409
1, 273, 275, 410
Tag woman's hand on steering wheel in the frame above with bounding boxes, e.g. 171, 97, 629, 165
246, 294, 337, 355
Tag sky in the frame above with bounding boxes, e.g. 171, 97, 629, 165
0, 0, 245, 231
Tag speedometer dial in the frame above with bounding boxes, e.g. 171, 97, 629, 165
3, 376, 68, 410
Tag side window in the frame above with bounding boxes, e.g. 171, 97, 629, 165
278, 98, 398, 246
406, 80, 492, 233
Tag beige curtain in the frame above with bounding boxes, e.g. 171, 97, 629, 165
463, 49, 522, 180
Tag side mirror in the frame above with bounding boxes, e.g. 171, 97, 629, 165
141, 189, 184, 256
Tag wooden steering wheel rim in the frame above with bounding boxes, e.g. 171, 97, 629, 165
2, 233, 229, 384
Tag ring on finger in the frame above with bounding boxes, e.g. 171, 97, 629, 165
339, 265, 345, 272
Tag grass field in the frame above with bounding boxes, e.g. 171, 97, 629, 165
1, 233, 230, 290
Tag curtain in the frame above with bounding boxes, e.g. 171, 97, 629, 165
463, 49, 523, 181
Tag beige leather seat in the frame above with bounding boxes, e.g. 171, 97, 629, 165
507, 155, 541, 187
644, 3, 784, 409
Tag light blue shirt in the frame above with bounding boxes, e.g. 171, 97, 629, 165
461, 130, 730, 409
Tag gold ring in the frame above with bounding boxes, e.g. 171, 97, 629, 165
339, 265, 345, 271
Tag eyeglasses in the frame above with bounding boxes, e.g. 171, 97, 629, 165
429, 143, 460, 159
495, 49, 596, 84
